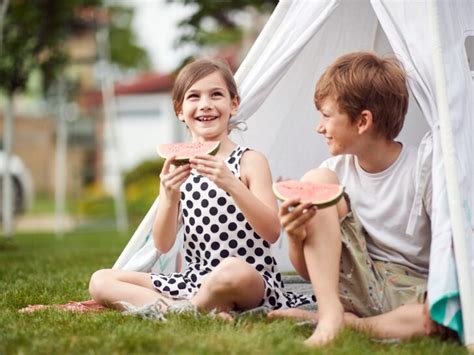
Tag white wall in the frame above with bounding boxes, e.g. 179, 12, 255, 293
103, 92, 187, 191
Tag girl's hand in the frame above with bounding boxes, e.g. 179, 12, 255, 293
190, 154, 237, 191
159, 156, 191, 203
279, 198, 317, 243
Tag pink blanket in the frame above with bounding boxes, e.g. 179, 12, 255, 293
19, 299, 106, 313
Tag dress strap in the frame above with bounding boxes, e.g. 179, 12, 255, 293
226, 145, 249, 178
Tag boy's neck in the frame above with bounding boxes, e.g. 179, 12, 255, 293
356, 140, 402, 174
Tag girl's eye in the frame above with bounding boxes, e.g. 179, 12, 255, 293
186, 94, 199, 99
212, 91, 224, 97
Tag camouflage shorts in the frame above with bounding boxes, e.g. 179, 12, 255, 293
338, 211, 427, 317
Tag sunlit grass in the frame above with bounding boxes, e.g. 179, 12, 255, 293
0, 232, 467, 354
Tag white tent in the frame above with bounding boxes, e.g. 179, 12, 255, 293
112, 0, 474, 347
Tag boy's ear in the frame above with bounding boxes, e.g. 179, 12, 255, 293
230, 95, 240, 116
357, 109, 373, 135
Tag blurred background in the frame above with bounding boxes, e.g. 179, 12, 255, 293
0, 0, 278, 238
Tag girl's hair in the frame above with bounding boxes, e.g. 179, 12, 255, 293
314, 52, 409, 140
172, 58, 239, 116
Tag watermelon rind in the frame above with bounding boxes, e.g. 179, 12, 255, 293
272, 181, 345, 209
156, 141, 220, 166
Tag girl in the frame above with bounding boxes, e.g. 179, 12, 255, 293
89, 59, 313, 318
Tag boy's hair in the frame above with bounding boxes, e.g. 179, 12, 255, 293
172, 58, 239, 116
314, 52, 409, 140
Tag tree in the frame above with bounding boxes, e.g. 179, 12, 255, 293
172, 0, 278, 48
1, 1, 104, 237
0, 1, 150, 237
108, 5, 150, 71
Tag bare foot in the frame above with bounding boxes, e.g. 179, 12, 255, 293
217, 311, 235, 323
304, 310, 344, 347
343, 312, 361, 326
267, 308, 319, 321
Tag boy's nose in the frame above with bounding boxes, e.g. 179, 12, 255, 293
315, 121, 324, 134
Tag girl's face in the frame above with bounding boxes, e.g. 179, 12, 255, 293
316, 97, 359, 156
178, 71, 239, 142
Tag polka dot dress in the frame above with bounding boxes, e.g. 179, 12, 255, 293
151, 146, 315, 310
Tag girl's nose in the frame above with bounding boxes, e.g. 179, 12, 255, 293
199, 96, 212, 110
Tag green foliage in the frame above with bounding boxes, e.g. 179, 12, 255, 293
123, 158, 164, 186
0, 0, 101, 94
108, 5, 151, 70
172, 0, 278, 48
0, 1, 150, 96
0, 232, 468, 354
78, 159, 163, 219
77, 183, 115, 218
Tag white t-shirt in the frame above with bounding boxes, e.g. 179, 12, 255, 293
320, 144, 432, 275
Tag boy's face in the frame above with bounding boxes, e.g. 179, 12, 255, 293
316, 98, 359, 156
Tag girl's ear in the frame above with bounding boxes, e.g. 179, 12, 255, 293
230, 95, 240, 116
177, 111, 185, 122
357, 109, 373, 135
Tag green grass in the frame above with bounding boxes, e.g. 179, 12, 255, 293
0, 232, 467, 354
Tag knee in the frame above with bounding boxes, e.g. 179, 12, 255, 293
303, 168, 348, 218
88, 268, 113, 302
303, 168, 340, 185
205, 258, 251, 295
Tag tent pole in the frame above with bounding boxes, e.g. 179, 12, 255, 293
428, 0, 474, 348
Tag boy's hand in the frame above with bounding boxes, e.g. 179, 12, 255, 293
160, 156, 191, 202
190, 154, 237, 191
279, 199, 317, 243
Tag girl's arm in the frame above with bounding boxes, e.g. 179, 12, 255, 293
191, 151, 280, 243
152, 158, 191, 253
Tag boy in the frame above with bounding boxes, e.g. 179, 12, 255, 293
269, 52, 432, 346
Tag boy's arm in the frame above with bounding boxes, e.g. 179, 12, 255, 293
279, 198, 317, 280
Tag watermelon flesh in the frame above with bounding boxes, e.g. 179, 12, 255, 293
157, 141, 220, 165
273, 180, 344, 209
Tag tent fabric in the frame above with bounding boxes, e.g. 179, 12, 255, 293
371, 0, 474, 343
113, 0, 473, 345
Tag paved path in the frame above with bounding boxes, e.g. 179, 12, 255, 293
15, 214, 77, 233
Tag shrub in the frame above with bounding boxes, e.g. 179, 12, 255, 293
78, 159, 164, 219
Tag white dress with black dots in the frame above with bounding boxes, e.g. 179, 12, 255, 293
151, 146, 315, 310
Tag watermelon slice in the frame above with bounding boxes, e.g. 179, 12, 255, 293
157, 141, 220, 165
273, 180, 345, 209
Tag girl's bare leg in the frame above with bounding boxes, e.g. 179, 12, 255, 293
191, 257, 265, 313
89, 269, 175, 310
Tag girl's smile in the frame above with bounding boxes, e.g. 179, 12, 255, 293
178, 71, 239, 142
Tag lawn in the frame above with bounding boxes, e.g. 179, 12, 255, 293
0, 231, 467, 354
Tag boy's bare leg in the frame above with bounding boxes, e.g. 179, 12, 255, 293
268, 308, 319, 322
299, 169, 348, 346
344, 304, 425, 339
271, 304, 426, 340
89, 269, 174, 310
302, 205, 345, 346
